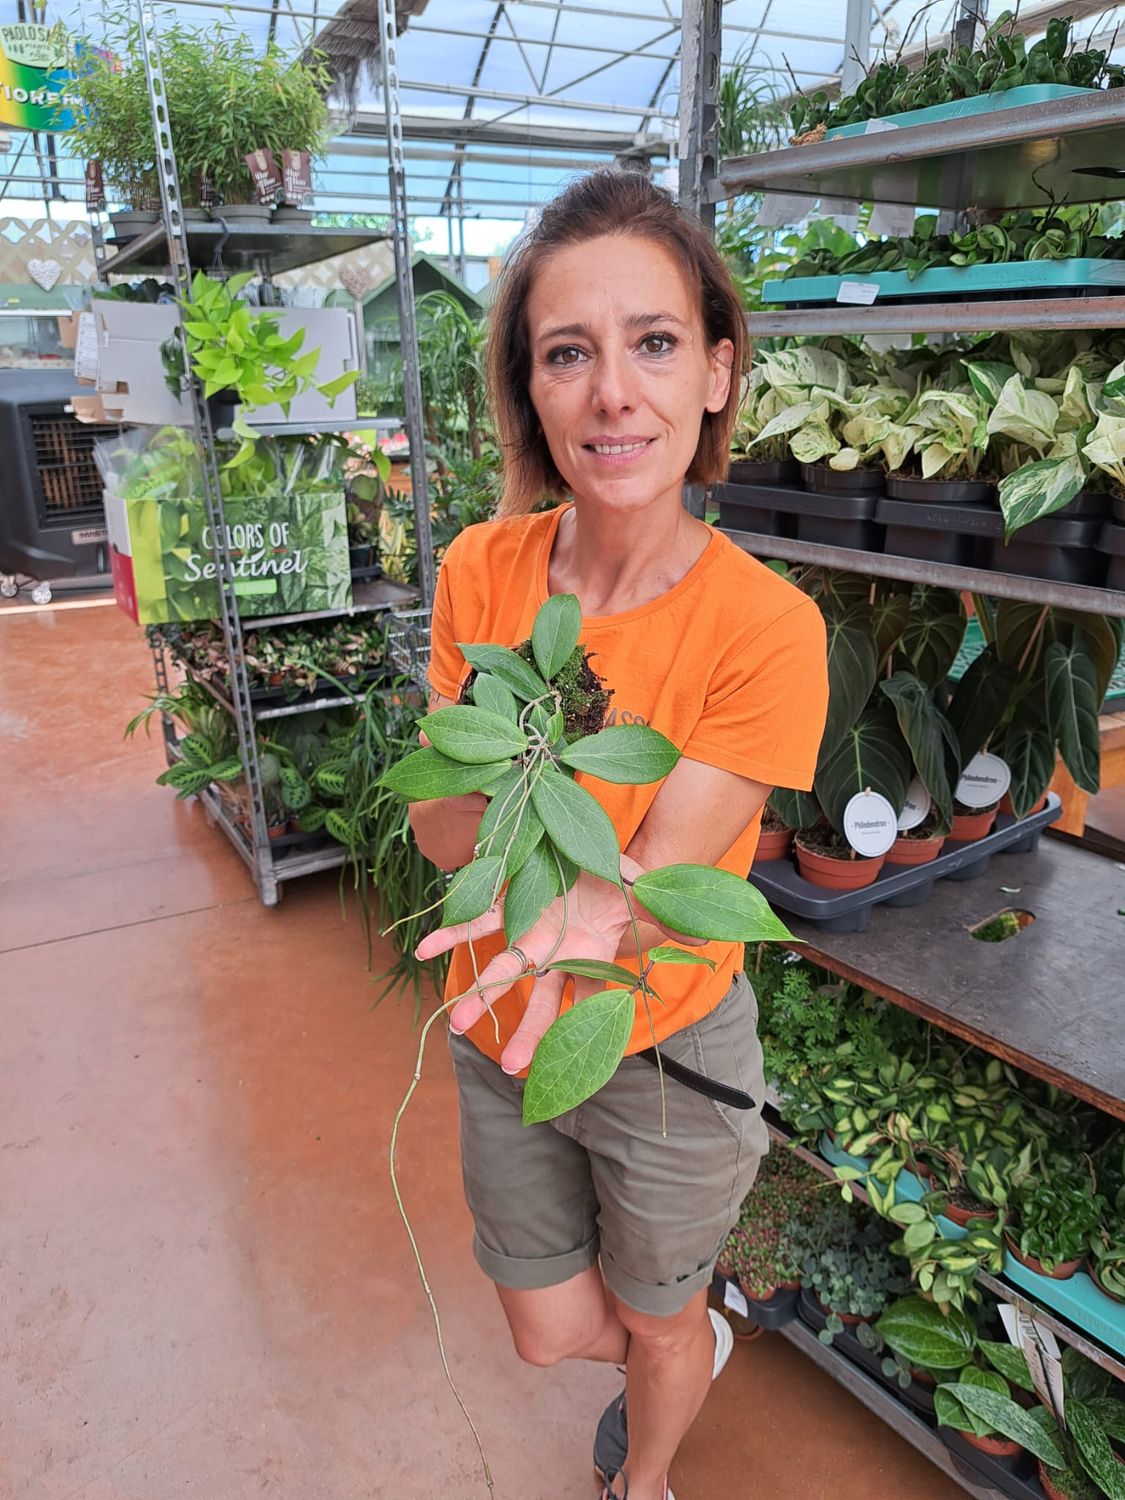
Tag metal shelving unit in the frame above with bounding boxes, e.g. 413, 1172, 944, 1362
109, 0, 434, 906
679, 0, 1125, 1483
680, 0, 1125, 615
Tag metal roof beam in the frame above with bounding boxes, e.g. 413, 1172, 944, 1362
350, 109, 672, 155
397, 77, 678, 120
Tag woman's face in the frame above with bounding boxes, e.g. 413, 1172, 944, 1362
526, 233, 734, 516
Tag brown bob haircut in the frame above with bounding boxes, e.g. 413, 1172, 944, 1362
486, 169, 747, 518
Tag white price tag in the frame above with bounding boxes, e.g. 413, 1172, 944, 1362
836, 280, 880, 305
74, 312, 100, 383
863, 118, 900, 134
843, 790, 898, 857
70, 526, 107, 546
999, 1306, 1064, 1419
897, 777, 932, 832
956, 752, 1012, 809
722, 1279, 749, 1319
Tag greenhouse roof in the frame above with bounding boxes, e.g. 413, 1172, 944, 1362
6, 0, 1125, 255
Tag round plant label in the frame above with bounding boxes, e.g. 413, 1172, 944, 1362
897, 776, 932, 832
956, 751, 1012, 809
843, 790, 899, 857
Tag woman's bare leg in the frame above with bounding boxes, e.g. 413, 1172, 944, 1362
495, 1266, 630, 1367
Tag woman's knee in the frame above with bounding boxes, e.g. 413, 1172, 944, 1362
614, 1289, 708, 1357
498, 1275, 613, 1367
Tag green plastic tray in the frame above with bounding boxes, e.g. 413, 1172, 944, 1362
763, 258, 1125, 306
824, 84, 1094, 138
951, 615, 1125, 704
819, 1134, 1125, 1357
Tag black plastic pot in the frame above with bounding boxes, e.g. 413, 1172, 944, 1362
1113, 494, 1125, 525
989, 515, 1105, 585
207, 389, 240, 432
1052, 488, 1112, 519
796, 1289, 936, 1418
941, 1428, 1043, 1500
886, 475, 995, 506
728, 458, 798, 486
718, 481, 885, 550
349, 542, 375, 572
800, 461, 884, 496
878, 498, 989, 568
1099, 521, 1125, 592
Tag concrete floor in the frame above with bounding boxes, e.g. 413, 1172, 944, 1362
0, 600, 972, 1500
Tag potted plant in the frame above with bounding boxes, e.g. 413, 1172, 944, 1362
729, 365, 799, 484
885, 811, 946, 867
883, 388, 995, 507
347, 503, 381, 574
1006, 1178, 1104, 1280
719, 1150, 823, 1303
937, 1348, 1125, 1500
787, 1197, 908, 1336
756, 801, 795, 861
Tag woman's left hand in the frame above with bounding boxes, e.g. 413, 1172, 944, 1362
414, 858, 646, 1076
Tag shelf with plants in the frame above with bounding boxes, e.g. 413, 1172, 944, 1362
749, 945, 1125, 1374
93, 0, 433, 906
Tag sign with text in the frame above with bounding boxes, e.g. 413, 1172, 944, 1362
843, 790, 898, 856
956, 751, 1012, 809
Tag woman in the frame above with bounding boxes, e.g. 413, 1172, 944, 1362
410, 171, 828, 1500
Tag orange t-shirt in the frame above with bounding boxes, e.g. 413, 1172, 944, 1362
427, 504, 828, 1065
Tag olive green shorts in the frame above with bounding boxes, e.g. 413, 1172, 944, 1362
448, 971, 769, 1318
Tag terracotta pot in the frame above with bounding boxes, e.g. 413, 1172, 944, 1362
776, 1277, 802, 1292
949, 807, 998, 841
795, 838, 885, 890
911, 1369, 937, 1388
1038, 1463, 1090, 1500
814, 1295, 866, 1325
755, 824, 793, 861
923, 1173, 998, 1226
1000, 791, 1048, 817
960, 1430, 1021, 1458
1005, 1234, 1082, 1280
1091, 1263, 1125, 1305
886, 832, 946, 867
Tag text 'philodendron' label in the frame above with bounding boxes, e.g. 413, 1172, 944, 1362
843, 790, 898, 857
897, 776, 932, 832
956, 752, 1012, 809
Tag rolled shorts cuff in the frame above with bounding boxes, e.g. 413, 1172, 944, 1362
601, 1247, 719, 1318
471, 1229, 600, 1292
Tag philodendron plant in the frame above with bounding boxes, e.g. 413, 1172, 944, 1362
380, 592, 793, 1126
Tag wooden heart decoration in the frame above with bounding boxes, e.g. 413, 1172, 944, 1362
340, 264, 370, 299
28, 257, 62, 291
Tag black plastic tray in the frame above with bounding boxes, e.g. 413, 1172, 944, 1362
1054, 489, 1111, 519
710, 1269, 799, 1331
878, 498, 989, 568
1099, 521, 1125, 592
717, 482, 885, 551
988, 515, 1105, 585
1113, 495, 1125, 525
941, 1428, 1047, 1500
886, 476, 995, 506
749, 795, 1062, 933
796, 1289, 937, 1419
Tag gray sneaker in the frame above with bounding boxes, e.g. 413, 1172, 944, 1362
593, 1309, 733, 1481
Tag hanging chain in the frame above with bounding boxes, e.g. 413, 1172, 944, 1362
377, 0, 436, 612
136, 0, 276, 895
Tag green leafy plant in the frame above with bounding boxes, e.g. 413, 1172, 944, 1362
785, 1196, 908, 1336
1009, 1178, 1104, 1272
719, 1149, 825, 1299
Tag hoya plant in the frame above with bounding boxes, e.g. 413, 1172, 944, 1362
379, 592, 794, 1126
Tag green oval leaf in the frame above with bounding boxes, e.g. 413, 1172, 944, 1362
1069, 1400, 1125, 1500
530, 767, 621, 885
1000, 719, 1055, 817
179, 732, 215, 768
874, 1296, 975, 1370
935, 1367, 1009, 1437
818, 603, 878, 765
946, 644, 1018, 766
901, 585, 965, 689
631, 865, 795, 942
475, 767, 543, 879
503, 838, 560, 945
472, 673, 519, 722
647, 946, 716, 970
422, 705, 527, 765
459, 642, 551, 703
1045, 639, 1101, 795
560, 724, 681, 785
522, 988, 634, 1124
544, 958, 639, 987
379, 747, 511, 802
978, 1340, 1034, 1393
815, 699, 912, 832
531, 593, 582, 682
879, 670, 959, 835
443, 855, 504, 927
939, 1384, 1064, 1467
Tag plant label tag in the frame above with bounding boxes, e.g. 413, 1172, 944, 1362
70, 526, 107, 545
897, 777, 932, 832
956, 752, 1011, 809
863, 118, 900, 134
998, 1306, 1064, 1419
722, 1279, 749, 1319
245, 148, 283, 204
281, 149, 313, 206
843, 790, 898, 857
837, 280, 879, 305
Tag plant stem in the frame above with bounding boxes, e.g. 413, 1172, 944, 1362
621, 882, 667, 1138
1016, 605, 1051, 676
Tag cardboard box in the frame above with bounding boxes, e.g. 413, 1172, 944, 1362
91, 302, 359, 429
